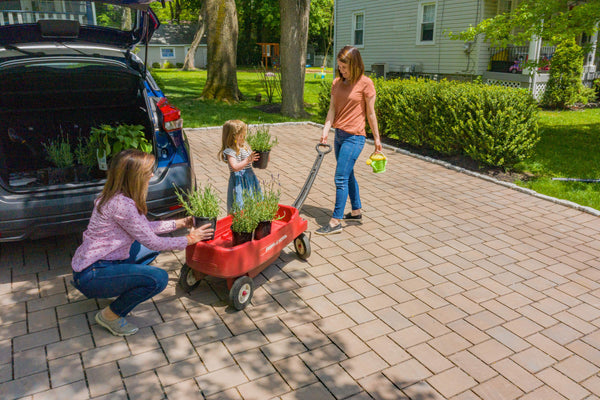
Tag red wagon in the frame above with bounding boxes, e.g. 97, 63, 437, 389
179, 144, 331, 310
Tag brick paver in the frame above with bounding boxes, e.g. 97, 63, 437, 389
1, 123, 600, 399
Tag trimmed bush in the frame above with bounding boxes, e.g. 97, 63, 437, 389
542, 39, 595, 109
317, 77, 540, 169
162, 61, 175, 69
151, 62, 161, 69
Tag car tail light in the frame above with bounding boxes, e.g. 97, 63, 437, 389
169, 204, 183, 211
157, 98, 183, 132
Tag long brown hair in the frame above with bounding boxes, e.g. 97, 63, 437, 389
336, 45, 365, 84
218, 119, 248, 162
97, 149, 154, 215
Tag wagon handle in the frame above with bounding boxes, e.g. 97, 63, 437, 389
292, 143, 332, 210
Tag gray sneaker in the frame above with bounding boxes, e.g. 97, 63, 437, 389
95, 311, 139, 336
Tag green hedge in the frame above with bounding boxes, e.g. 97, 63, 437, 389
318, 78, 539, 169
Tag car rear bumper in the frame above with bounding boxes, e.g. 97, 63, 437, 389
0, 164, 192, 242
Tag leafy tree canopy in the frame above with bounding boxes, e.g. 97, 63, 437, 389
456, 0, 600, 47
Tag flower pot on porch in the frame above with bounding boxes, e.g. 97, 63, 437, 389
232, 230, 253, 246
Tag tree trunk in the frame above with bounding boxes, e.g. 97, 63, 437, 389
183, 3, 207, 71
202, 0, 241, 101
279, 0, 311, 118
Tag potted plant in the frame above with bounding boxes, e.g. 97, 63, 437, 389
253, 178, 282, 240
174, 184, 220, 241
42, 136, 74, 183
90, 124, 152, 171
246, 125, 278, 169
230, 191, 259, 246
73, 137, 97, 182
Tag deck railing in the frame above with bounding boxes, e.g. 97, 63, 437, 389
0, 10, 89, 26
489, 45, 555, 73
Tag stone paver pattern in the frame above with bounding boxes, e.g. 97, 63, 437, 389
1, 123, 600, 399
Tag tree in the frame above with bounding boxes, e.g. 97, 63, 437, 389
182, 2, 206, 71
308, 0, 333, 58
279, 0, 311, 118
202, 0, 242, 101
457, 0, 600, 46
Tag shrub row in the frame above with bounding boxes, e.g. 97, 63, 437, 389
318, 78, 540, 169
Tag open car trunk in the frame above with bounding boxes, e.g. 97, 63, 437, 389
0, 60, 154, 191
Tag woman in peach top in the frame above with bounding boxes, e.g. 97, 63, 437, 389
317, 45, 382, 235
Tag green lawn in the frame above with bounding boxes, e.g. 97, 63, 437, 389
515, 109, 600, 211
153, 69, 600, 211
152, 69, 332, 127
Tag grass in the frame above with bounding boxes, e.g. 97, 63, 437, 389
515, 109, 600, 211
151, 68, 332, 127
153, 68, 600, 212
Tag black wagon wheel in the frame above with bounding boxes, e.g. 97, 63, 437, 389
229, 276, 254, 310
179, 264, 202, 292
294, 233, 311, 260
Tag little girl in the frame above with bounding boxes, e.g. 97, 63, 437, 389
218, 120, 261, 213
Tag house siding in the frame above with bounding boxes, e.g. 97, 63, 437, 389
136, 45, 207, 68
335, 0, 492, 76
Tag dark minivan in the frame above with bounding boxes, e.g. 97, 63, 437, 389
0, 0, 194, 242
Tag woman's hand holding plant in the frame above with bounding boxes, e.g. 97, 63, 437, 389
186, 223, 214, 245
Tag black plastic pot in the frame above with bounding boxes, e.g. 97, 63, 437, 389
49, 167, 74, 184
193, 216, 217, 241
254, 220, 272, 240
252, 151, 270, 169
74, 165, 91, 182
232, 230, 253, 246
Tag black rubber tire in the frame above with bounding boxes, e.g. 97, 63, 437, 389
294, 233, 311, 260
179, 264, 201, 292
229, 276, 254, 310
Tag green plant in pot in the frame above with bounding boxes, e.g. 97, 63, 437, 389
246, 125, 278, 169
253, 177, 282, 240
42, 136, 74, 184
230, 190, 259, 246
90, 124, 152, 171
73, 137, 97, 182
174, 184, 220, 241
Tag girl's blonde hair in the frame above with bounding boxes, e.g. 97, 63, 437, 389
218, 119, 248, 162
336, 45, 365, 85
97, 149, 154, 215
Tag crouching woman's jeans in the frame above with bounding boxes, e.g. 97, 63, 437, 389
333, 129, 366, 220
72, 242, 167, 317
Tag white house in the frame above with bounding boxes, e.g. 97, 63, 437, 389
136, 23, 207, 69
334, 0, 599, 98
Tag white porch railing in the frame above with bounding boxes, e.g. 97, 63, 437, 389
0, 11, 88, 26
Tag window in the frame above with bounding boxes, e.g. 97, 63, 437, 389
497, 0, 512, 14
161, 48, 175, 59
353, 12, 364, 47
418, 2, 436, 44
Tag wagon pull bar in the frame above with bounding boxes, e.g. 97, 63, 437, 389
292, 143, 332, 210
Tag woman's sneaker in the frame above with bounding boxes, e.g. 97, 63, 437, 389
95, 311, 139, 336
315, 223, 342, 235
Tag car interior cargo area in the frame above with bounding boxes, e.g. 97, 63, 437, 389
0, 63, 154, 191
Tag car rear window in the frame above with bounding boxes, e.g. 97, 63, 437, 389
0, 1, 137, 31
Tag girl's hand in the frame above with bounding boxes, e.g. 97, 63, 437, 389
248, 152, 260, 163
320, 134, 328, 145
187, 223, 214, 245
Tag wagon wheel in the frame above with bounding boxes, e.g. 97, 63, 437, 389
294, 233, 311, 260
229, 276, 254, 310
179, 264, 202, 292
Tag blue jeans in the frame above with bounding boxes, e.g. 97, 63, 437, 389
333, 129, 366, 220
72, 242, 167, 317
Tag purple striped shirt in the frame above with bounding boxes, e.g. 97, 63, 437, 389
71, 193, 188, 272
